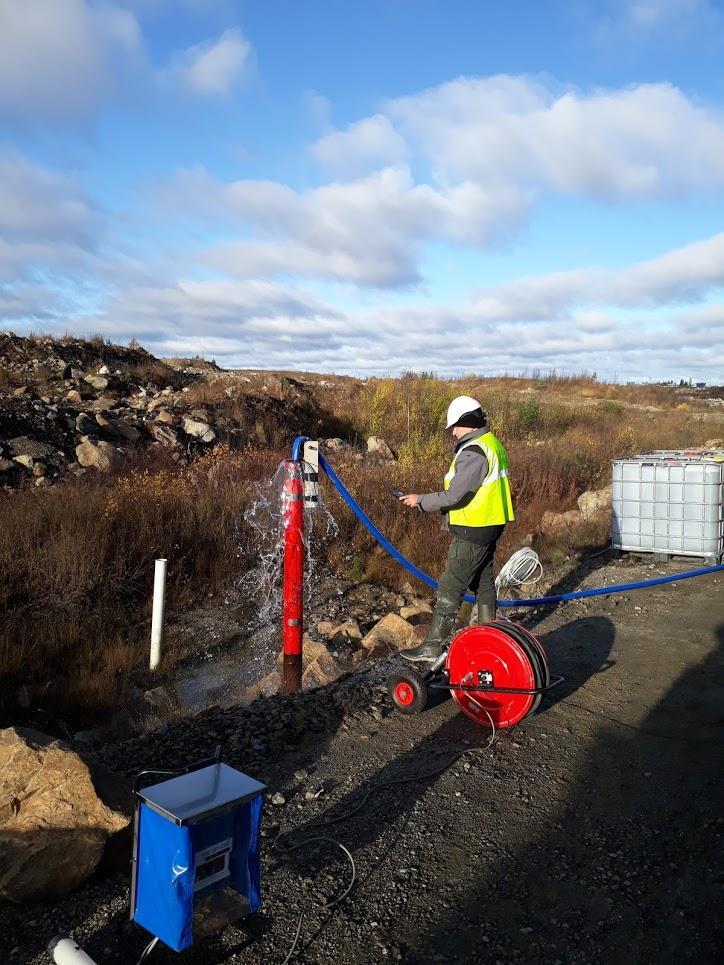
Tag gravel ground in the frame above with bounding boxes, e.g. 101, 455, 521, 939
2, 555, 722, 965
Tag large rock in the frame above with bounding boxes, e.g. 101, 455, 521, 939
704, 438, 723, 449
577, 486, 612, 519
361, 613, 417, 659
399, 603, 433, 625
83, 374, 109, 392
0, 727, 131, 903
540, 508, 583, 535
328, 621, 363, 649
147, 421, 180, 447
276, 635, 335, 672
366, 436, 395, 460
302, 654, 343, 691
321, 438, 350, 454
182, 417, 216, 443
96, 413, 140, 443
75, 439, 120, 472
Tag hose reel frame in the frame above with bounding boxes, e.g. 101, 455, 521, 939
388, 621, 563, 729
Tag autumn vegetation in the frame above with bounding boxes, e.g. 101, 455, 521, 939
1, 361, 719, 725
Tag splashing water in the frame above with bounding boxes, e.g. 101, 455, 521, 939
175, 460, 339, 712
237, 459, 339, 660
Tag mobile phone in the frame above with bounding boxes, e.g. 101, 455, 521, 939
390, 488, 404, 499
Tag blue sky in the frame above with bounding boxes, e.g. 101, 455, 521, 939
1, 0, 724, 381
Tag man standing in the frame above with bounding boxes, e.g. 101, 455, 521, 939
399, 396, 514, 662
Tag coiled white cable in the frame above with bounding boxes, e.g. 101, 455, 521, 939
495, 546, 543, 592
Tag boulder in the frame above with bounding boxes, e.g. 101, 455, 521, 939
12, 455, 33, 470
155, 409, 174, 425
328, 621, 363, 648
276, 635, 334, 672
182, 417, 216, 443
540, 508, 583, 535
75, 439, 120, 472
577, 486, 612, 519
321, 438, 349, 454
65, 389, 82, 405
142, 686, 173, 711
0, 727, 131, 903
75, 412, 97, 435
0, 458, 17, 472
366, 436, 395, 460
361, 613, 417, 659
302, 654, 343, 691
83, 374, 109, 392
399, 603, 433, 625
96, 413, 140, 443
704, 438, 723, 449
147, 422, 180, 447
315, 620, 335, 638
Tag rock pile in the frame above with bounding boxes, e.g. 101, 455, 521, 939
0, 332, 397, 490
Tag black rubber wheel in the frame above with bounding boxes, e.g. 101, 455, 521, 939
387, 669, 428, 715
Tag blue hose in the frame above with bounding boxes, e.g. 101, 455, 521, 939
315, 450, 724, 608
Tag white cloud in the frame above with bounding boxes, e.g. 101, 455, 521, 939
0, 0, 144, 124
470, 233, 724, 321
157, 76, 724, 290
0, 151, 100, 283
386, 76, 724, 201
169, 164, 529, 286
162, 28, 251, 95
312, 114, 408, 176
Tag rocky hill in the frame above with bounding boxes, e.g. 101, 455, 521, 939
0, 332, 354, 490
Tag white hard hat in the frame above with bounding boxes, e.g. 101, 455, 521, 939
446, 395, 483, 428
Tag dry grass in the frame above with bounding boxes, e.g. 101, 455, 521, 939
1, 365, 719, 724
0, 446, 283, 724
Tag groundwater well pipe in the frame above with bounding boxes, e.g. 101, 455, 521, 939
149, 557, 167, 671
282, 461, 305, 692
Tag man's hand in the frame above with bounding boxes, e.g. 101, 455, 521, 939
401, 493, 421, 508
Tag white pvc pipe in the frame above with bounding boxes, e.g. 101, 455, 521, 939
48, 936, 99, 965
150, 557, 167, 671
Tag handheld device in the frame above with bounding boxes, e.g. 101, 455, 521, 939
390, 488, 404, 499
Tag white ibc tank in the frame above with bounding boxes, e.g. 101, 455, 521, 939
611, 453, 724, 561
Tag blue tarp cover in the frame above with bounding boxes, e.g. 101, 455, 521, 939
133, 796, 263, 951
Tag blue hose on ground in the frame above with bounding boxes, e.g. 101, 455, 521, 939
317, 451, 724, 608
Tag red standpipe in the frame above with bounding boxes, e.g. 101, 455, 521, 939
281, 460, 304, 692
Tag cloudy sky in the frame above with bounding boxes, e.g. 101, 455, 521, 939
1, 0, 723, 380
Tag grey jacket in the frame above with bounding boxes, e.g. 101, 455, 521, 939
418, 428, 489, 513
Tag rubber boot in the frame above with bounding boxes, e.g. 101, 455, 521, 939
401, 610, 455, 663
477, 603, 497, 624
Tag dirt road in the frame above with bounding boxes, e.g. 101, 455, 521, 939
2, 557, 722, 964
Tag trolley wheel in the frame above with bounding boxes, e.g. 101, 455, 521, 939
446, 624, 537, 729
388, 669, 428, 715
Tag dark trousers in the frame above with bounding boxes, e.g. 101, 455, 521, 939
434, 535, 499, 621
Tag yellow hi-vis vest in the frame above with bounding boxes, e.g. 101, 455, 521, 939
444, 430, 515, 527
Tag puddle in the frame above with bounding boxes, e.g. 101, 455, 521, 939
173, 635, 277, 714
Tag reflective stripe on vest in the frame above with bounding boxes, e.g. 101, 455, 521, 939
444, 430, 515, 527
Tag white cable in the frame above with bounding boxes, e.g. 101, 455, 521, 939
495, 547, 543, 592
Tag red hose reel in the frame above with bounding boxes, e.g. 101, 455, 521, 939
388, 620, 560, 729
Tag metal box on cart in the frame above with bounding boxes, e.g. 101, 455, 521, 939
611, 454, 724, 562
